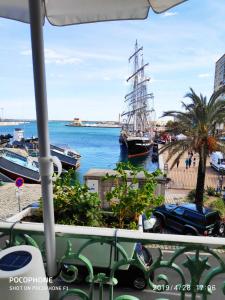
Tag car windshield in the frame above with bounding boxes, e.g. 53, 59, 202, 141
206, 212, 220, 225
221, 159, 225, 165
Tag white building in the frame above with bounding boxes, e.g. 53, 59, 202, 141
13, 128, 24, 141
214, 54, 225, 92
214, 54, 225, 131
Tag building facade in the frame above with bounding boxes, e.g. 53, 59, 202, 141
214, 54, 225, 91
214, 54, 225, 132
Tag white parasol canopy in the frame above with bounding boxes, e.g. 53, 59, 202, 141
0, 0, 186, 24
0, 0, 187, 276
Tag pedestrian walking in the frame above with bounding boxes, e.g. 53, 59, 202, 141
216, 178, 221, 193
176, 159, 180, 168
188, 156, 192, 168
219, 176, 223, 192
185, 158, 189, 169
193, 157, 196, 167
223, 187, 225, 201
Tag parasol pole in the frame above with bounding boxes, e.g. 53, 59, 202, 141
28, 0, 57, 276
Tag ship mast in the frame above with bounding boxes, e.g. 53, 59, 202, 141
122, 40, 153, 134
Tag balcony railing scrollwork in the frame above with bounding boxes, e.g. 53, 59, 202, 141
0, 222, 225, 300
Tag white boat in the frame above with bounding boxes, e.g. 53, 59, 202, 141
0, 149, 40, 183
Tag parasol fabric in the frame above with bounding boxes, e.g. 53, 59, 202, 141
0, 0, 187, 25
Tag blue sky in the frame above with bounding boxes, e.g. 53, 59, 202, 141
0, 0, 225, 121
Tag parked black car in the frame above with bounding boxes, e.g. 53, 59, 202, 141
153, 203, 221, 236
61, 243, 153, 290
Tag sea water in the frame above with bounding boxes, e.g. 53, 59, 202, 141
0, 121, 158, 181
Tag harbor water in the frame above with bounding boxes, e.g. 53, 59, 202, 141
0, 121, 158, 181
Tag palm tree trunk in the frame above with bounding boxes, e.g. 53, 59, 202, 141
195, 147, 207, 206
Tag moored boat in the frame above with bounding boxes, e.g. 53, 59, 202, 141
11, 131, 81, 170
0, 149, 40, 183
0, 133, 13, 146
50, 144, 81, 170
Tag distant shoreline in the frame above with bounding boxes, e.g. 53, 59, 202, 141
0, 121, 29, 126
66, 124, 121, 128
0, 119, 120, 123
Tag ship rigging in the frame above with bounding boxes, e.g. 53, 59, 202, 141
119, 40, 155, 158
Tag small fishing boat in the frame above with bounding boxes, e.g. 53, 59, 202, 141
11, 131, 81, 170
0, 134, 13, 146
50, 144, 80, 170
0, 149, 40, 183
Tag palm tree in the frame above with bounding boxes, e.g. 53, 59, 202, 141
160, 86, 225, 206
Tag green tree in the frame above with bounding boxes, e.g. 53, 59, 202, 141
160, 87, 225, 206
165, 120, 181, 135
39, 169, 102, 226
103, 162, 163, 229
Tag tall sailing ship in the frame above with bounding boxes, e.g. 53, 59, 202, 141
119, 41, 154, 158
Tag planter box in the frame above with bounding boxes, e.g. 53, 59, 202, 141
7, 208, 143, 270
84, 169, 169, 208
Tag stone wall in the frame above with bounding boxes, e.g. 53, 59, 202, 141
84, 169, 168, 208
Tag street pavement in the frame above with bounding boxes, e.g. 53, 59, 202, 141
162, 150, 220, 190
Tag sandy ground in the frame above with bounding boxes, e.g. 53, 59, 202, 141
0, 183, 41, 219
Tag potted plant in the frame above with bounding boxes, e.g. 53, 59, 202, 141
6, 163, 161, 288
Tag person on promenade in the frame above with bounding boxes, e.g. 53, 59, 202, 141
216, 179, 221, 193
185, 158, 189, 169
193, 157, 196, 167
219, 176, 223, 193
188, 156, 192, 168
176, 159, 180, 168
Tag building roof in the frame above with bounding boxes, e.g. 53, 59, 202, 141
215, 53, 225, 65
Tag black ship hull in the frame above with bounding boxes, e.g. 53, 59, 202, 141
119, 135, 151, 158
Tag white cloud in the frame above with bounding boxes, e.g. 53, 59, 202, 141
45, 49, 82, 65
162, 12, 178, 17
20, 47, 124, 64
73, 50, 125, 62
21, 48, 82, 65
103, 76, 111, 81
198, 73, 211, 78
49, 73, 65, 79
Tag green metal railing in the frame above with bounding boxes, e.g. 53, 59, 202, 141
0, 222, 225, 300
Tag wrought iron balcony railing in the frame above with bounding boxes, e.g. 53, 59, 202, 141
0, 221, 225, 300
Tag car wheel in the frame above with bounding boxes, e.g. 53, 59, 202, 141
219, 223, 225, 236
132, 276, 147, 290
141, 246, 152, 266
74, 270, 86, 284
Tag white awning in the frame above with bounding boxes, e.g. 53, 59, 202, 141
0, 0, 187, 25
